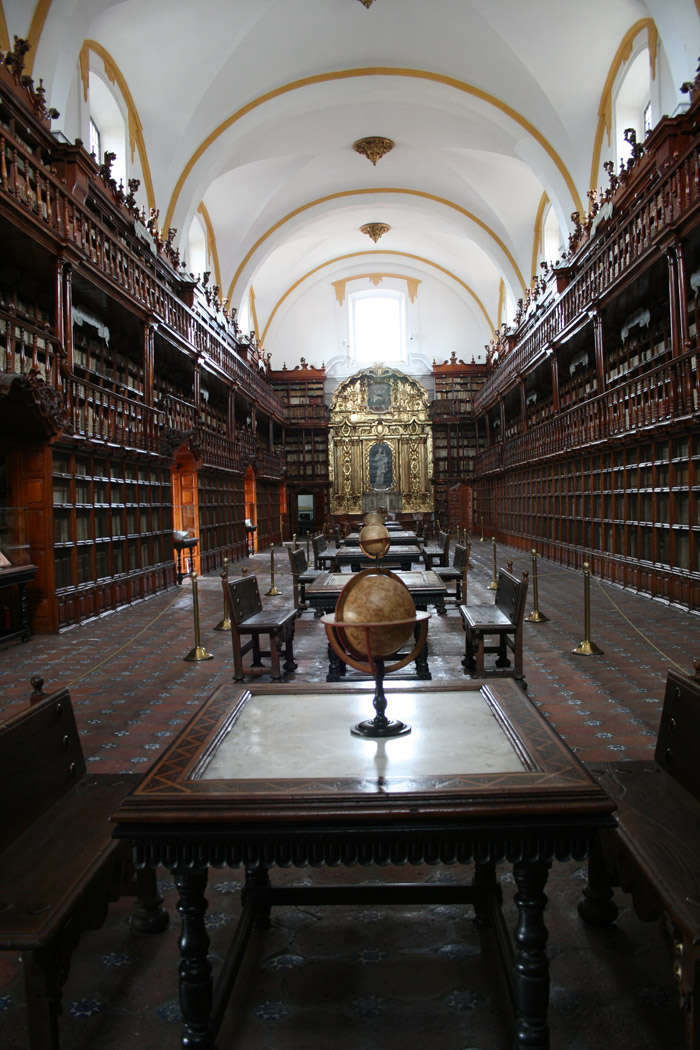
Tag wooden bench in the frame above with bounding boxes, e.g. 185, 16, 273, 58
0, 687, 168, 1050
459, 568, 529, 686
421, 530, 450, 569
578, 668, 700, 1050
435, 542, 470, 603
287, 545, 322, 612
225, 574, 297, 681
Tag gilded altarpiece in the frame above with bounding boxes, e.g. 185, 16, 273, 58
329, 367, 433, 515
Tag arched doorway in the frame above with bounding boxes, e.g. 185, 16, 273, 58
244, 465, 257, 554
171, 445, 200, 576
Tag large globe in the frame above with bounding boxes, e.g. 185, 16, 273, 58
335, 568, 417, 660
359, 523, 390, 559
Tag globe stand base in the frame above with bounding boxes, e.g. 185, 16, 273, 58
351, 718, 411, 738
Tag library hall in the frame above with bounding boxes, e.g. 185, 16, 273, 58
1, 3, 700, 1049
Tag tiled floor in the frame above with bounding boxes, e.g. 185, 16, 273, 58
0, 540, 697, 1049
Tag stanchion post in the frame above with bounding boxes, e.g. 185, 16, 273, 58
214, 557, 232, 631
292, 533, 297, 550
525, 549, 549, 623
488, 536, 498, 590
184, 571, 214, 662
306, 531, 311, 563
480, 516, 485, 541
266, 543, 281, 596
572, 562, 603, 655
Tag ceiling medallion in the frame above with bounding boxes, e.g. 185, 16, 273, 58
360, 223, 390, 243
353, 136, 394, 165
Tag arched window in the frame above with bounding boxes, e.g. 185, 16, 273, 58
88, 72, 127, 188
349, 290, 406, 365
542, 204, 562, 264
614, 48, 653, 166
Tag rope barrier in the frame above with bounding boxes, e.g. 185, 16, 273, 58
590, 573, 688, 673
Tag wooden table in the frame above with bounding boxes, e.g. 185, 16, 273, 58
343, 530, 421, 547
113, 681, 615, 1050
0, 563, 37, 643
305, 568, 447, 680
332, 544, 423, 572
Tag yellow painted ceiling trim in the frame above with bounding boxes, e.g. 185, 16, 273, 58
531, 191, 549, 286
0, 4, 10, 51
164, 66, 583, 234
260, 250, 496, 345
196, 201, 222, 292
80, 40, 156, 212
249, 285, 260, 341
589, 19, 656, 196
24, 0, 52, 75
497, 278, 506, 330
226, 186, 526, 306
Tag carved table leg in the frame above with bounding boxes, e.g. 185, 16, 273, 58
282, 624, 297, 673
413, 619, 431, 680
577, 838, 618, 926
243, 867, 272, 930
174, 866, 215, 1050
512, 859, 551, 1050
326, 640, 344, 682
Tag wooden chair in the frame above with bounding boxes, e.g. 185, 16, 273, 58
225, 575, 297, 681
435, 542, 469, 603
459, 568, 529, 686
288, 544, 322, 612
422, 530, 450, 569
578, 669, 700, 1050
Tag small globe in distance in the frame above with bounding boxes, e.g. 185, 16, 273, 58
359, 523, 390, 559
335, 568, 416, 660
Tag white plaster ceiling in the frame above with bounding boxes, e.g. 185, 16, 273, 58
16, 0, 700, 364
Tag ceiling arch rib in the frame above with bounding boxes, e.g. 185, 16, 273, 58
164, 66, 584, 238
260, 251, 497, 346
225, 188, 527, 310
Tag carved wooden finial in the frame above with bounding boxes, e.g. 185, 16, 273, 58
29, 675, 47, 705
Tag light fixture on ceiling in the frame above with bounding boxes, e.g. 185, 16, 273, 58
353, 136, 394, 165
356, 0, 376, 7
360, 222, 390, 243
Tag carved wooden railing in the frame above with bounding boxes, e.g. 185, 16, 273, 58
0, 131, 285, 422
159, 393, 199, 433
0, 305, 61, 383
65, 376, 164, 452
475, 135, 700, 413
475, 346, 699, 473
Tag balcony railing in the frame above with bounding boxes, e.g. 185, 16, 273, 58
66, 377, 164, 452
0, 131, 285, 423
475, 345, 699, 474
474, 134, 700, 413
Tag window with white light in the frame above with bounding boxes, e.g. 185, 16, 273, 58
89, 118, 101, 162
350, 292, 406, 364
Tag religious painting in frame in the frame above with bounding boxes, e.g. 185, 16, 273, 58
367, 380, 391, 413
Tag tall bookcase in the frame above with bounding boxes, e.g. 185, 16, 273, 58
431, 354, 487, 530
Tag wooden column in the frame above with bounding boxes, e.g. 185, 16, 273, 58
666, 246, 682, 359
143, 322, 155, 407
193, 361, 201, 411
591, 310, 606, 394
674, 240, 689, 351
519, 378, 527, 432
54, 258, 64, 386
550, 352, 560, 414
62, 262, 73, 373
228, 386, 236, 437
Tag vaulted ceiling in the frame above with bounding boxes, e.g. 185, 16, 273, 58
8, 0, 700, 366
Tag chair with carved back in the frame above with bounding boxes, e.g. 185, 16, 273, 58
288, 544, 322, 612
422, 530, 450, 569
435, 542, 470, 603
225, 574, 297, 681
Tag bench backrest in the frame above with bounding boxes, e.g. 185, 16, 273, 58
0, 689, 85, 851
494, 568, 529, 625
453, 544, 468, 572
655, 669, 700, 799
289, 545, 309, 577
225, 575, 263, 626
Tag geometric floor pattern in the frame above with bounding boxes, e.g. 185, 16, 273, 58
1, 539, 696, 1049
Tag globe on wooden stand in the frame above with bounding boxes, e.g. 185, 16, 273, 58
322, 524, 430, 737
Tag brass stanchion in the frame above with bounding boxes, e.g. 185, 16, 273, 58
488, 536, 498, 590
306, 531, 311, 563
183, 571, 214, 662
526, 549, 549, 623
480, 516, 485, 541
292, 532, 297, 550
266, 543, 281, 596
466, 540, 472, 570
214, 557, 232, 631
572, 562, 603, 655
